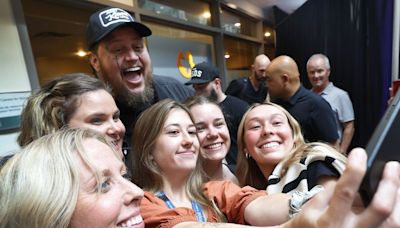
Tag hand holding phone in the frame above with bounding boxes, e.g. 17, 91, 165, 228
359, 88, 400, 205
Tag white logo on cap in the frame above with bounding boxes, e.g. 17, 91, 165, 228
99, 8, 134, 27
191, 68, 203, 78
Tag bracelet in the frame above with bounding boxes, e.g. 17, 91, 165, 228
288, 185, 324, 218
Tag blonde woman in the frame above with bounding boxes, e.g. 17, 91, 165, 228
236, 102, 347, 193
0, 128, 144, 228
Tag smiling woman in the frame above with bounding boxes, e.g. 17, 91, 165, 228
18, 73, 126, 154
236, 102, 347, 193
0, 128, 144, 228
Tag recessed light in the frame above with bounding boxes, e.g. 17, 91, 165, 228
203, 12, 211, 18
76, 50, 87, 57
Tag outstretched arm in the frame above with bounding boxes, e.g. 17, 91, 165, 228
285, 148, 400, 228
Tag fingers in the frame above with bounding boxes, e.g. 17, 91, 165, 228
324, 148, 367, 221
359, 161, 400, 228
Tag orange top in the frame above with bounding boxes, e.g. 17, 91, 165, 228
140, 181, 267, 228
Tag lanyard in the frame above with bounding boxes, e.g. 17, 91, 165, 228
155, 191, 206, 222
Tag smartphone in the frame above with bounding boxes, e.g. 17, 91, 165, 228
359, 89, 400, 206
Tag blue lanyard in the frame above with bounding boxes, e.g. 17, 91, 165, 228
155, 191, 206, 222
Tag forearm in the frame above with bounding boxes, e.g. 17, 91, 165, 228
244, 193, 291, 226
174, 221, 283, 228
340, 121, 354, 153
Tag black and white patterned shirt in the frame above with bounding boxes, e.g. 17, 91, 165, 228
266, 153, 345, 194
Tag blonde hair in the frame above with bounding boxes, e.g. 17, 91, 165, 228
236, 102, 346, 189
17, 73, 109, 146
0, 128, 120, 228
130, 99, 226, 222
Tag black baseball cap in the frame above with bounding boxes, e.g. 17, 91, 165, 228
86, 7, 152, 49
185, 62, 220, 85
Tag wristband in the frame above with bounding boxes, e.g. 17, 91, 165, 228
288, 185, 324, 218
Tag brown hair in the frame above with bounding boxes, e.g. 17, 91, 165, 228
17, 73, 109, 146
130, 99, 226, 222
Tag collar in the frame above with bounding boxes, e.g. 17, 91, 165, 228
285, 84, 306, 105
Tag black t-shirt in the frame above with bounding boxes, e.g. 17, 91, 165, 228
219, 95, 249, 171
225, 77, 267, 104
118, 75, 194, 159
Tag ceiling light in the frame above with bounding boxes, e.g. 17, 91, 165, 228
234, 22, 241, 27
224, 53, 230, 59
202, 12, 211, 18
76, 50, 87, 57
264, 32, 271, 37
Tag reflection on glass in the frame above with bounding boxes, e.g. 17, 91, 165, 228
221, 9, 256, 37
224, 37, 258, 83
139, 0, 211, 26
144, 21, 215, 84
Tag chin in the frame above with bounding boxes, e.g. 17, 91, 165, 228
128, 84, 145, 94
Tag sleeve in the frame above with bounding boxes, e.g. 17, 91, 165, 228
337, 92, 355, 123
311, 99, 339, 143
225, 79, 242, 96
306, 160, 341, 189
140, 192, 198, 228
203, 181, 267, 224
153, 75, 194, 102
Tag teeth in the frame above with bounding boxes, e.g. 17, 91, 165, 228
205, 142, 222, 150
119, 215, 143, 227
262, 142, 279, 149
124, 67, 140, 73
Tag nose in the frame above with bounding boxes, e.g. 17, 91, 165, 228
262, 126, 274, 136
206, 127, 218, 139
125, 49, 140, 61
107, 120, 124, 138
122, 179, 144, 206
181, 131, 194, 147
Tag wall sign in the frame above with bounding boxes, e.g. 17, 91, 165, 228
0, 91, 31, 131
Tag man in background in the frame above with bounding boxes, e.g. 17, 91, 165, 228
266, 55, 339, 147
185, 62, 249, 171
86, 7, 193, 156
226, 54, 270, 104
307, 53, 355, 153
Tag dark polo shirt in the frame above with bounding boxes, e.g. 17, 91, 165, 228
274, 85, 339, 144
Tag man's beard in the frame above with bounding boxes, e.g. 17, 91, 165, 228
100, 64, 155, 109
207, 88, 218, 102
115, 79, 154, 109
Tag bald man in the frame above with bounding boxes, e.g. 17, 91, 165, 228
266, 55, 339, 146
226, 54, 271, 104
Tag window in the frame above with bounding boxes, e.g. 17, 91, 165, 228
139, 0, 212, 26
224, 37, 258, 83
144, 21, 215, 84
221, 8, 257, 37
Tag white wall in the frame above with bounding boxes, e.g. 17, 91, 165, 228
0, 0, 31, 156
